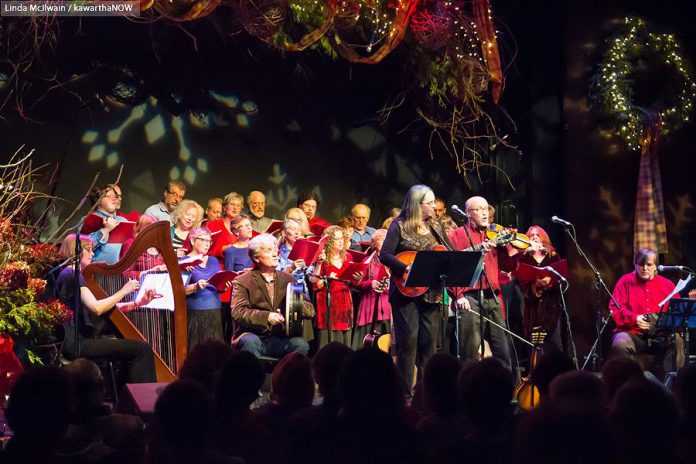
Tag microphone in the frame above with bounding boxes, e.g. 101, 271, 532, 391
551, 216, 572, 227
543, 266, 567, 284
451, 205, 468, 218
657, 265, 688, 273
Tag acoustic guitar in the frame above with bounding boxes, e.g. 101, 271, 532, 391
393, 245, 447, 297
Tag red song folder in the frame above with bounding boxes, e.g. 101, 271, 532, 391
264, 220, 284, 236
80, 214, 135, 243
287, 236, 329, 264
514, 259, 568, 284
178, 258, 204, 272
206, 270, 240, 291
335, 260, 370, 284
118, 210, 141, 222
346, 248, 369, 263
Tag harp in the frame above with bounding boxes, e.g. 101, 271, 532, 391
82, 221, 187, 382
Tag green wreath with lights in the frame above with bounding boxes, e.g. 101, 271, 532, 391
592, 17, 696, 150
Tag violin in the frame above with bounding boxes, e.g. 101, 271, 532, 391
485, 224, 532, 250
486, 224, 556, 256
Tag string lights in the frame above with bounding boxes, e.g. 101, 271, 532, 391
593, 17, 696, 150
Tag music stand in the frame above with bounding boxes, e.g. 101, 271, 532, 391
657, 298, 696, 376
405, 250, 485, 360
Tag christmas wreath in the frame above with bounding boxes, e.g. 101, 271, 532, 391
592, 17, 696, 150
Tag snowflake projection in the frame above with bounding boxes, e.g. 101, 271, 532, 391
80, 93, 258, 185
262, 164, 329, 219
265, 163, 299, 216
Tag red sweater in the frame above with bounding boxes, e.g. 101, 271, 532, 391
309, 216, 331, 237
448, 224, 515, 297
609, 272, 675, 334
206, 218, 238, 260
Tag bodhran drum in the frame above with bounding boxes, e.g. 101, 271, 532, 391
285, 282, 304, 337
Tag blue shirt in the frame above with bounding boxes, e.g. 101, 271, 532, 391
351, 227, 376, 245
224, 245, 253, 272
185, 256, 222, 310
144, 202, 172, 223
83, 210, 128, 265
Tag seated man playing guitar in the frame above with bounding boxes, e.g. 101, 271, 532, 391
609, 248, 678, 376
231, 234, 315, 359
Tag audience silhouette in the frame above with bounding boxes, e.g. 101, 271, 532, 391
3, 343, 696, 464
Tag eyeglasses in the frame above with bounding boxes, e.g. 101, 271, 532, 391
194, 237, 212, 243
467, 207, 488, 214
83, 246, 94, 253
166, 190, 184, 200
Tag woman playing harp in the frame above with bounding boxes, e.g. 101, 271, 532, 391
57, 234, 157, 383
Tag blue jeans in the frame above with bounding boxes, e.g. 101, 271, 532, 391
237, 333, 309, 359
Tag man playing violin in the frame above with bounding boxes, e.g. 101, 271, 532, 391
448, 196, 515, 367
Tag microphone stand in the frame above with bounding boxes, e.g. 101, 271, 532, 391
561, 224, 621, 371
313, 274, 353, 344
459, 222, 500, 360
557, 279, 578, 369
73, 225, 82, 358
46, 257, 77, 276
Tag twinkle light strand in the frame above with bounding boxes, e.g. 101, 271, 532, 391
593, 17, 696, 150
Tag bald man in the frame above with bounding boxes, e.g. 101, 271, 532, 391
448, 196, 514, 367
351, 203, 376, 245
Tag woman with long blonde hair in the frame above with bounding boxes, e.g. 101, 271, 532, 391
308, 225, 360, 348
379, 184, 452, 398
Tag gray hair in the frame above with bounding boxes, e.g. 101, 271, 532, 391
248, 233, 278, 260
283, 217, 301, 231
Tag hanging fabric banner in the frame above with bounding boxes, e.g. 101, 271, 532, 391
633, 110, 668, 255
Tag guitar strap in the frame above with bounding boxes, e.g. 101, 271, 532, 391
428, 220, 454, 251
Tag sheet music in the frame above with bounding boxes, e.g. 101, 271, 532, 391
136, 273, 190, 311
659, 274, 694, 307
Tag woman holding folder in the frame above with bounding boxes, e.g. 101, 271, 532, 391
514, 226, 564, 352
353, 229, 391, 350
183, 227, 224, 348
308, 225, 362, 348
